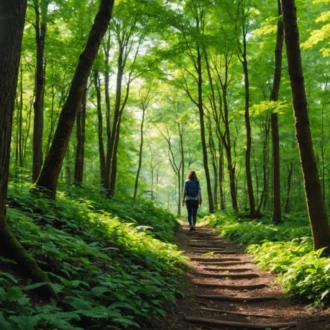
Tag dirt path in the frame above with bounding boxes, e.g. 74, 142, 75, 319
145, 223, 330, 330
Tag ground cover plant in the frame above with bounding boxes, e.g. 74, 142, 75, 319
0, 184, 186, 329
202, 212, 330, 306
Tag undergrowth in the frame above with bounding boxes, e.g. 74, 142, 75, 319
202, 212, 330, 306
0, 184, 186, 329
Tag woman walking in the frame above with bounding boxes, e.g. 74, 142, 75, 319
182, 170, 202, 231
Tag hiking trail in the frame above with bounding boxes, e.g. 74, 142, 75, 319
145, 222, 330, 330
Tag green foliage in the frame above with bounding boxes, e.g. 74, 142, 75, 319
203, 212, 330, 305
1, 184, 186, 329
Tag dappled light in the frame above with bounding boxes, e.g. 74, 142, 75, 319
0, 0, 329, 329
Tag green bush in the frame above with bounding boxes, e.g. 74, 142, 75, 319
0, 184, 186, 329
203, 212, 330, 305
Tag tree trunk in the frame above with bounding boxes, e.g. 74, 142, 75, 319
179, 121, 185, 210
258, 118, 270, 212
73, 87, 87, 185
15, 65, 24, 168
271, 0, 284, 224
219, 141, 225, 211
94, 70, 106, 186
197, 51, 214, 213
0, 0, 58, 300
104, 30, 112, 190
32, 0, 49, 182
105, 41, 124, 196
217, 53, 238, 213
209, 122, 218, 211
242, 55, 256, 217
284, 162, 293, 213
133, 104, 146, 199
36, 0, 115, 198
281, 0, 330, 251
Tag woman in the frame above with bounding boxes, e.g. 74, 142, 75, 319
182, 170, 202, 231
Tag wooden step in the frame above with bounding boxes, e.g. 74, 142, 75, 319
191, 251, 226, 254
190, 239, 224, 242
197, 294, 279, 302
196, 272, 259, 279
198, 261, 252, 266
193, 282, 267, 290
200, 307, 283, 318
188, 243, 226, 248
191, 257, 243, 262
202, 267, 252, 272
185, 316, 296, 329
191, 247, 226, 251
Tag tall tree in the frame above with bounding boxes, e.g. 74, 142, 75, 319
106, 17, 142, 197
271, 0, 284, 224
36, 0, 115, 199
73, 86, 87, 185
32, 0, 50, 181
235, 0, 256, 217
0, 0, 58, 299
133, 85, 154, 199
281, 0, 330, 250
94, 70, 107, 187
179, 0, 214, 213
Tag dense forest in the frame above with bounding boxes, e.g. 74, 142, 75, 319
1, 0, 330, 329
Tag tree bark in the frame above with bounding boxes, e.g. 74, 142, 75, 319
133, 101, 146, 199
219, 142, 226, 211
0, 0, 58, 300
271, 0, 284, 224
15, 65, 24, 168
242, 50, 256, 217
257, 118, 270, 212
32, 0, 49, 182
217, 56, 238, 213
103, 30, 112, 189
94, 70, 106, 186
208, 120, 218, 211
281, 0, 330, 250
36, 0, 115, 198
235, 3, 256, 217
106, 41, 125, 197
197, 49, 214, 213
73, 87, 87, 185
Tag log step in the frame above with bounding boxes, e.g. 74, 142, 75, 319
197, 294, 279, 302
193, 282, 268, 290
190, 239, 224, 242
185, 316, 296, 329
202, 267, 252, 272
191, 247, 226, 251
198, 261, 252, 266
196, 272, 259, 279
191, 257, 243, 262
188, 244, 226, 248
190, 249, 223, 256
200, 307, 283, 318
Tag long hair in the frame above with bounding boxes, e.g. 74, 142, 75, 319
187, 170, 198, 181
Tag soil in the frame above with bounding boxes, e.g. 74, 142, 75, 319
143, 222, 330, 330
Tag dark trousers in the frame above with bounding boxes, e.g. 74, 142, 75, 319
186, 200, 199, 226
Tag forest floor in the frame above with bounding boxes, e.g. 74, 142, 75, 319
144, 221, 330, 330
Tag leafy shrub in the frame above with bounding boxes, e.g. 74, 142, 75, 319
0, 184, 186, 329
203, 212, 330, 305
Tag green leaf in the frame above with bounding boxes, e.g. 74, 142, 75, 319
68, 298, 92, 311
91, 286, 108, 297
9, 315, 39, 330
0, 271, 18, 283
6, 287, 23, 302
23, 282, 48, 291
